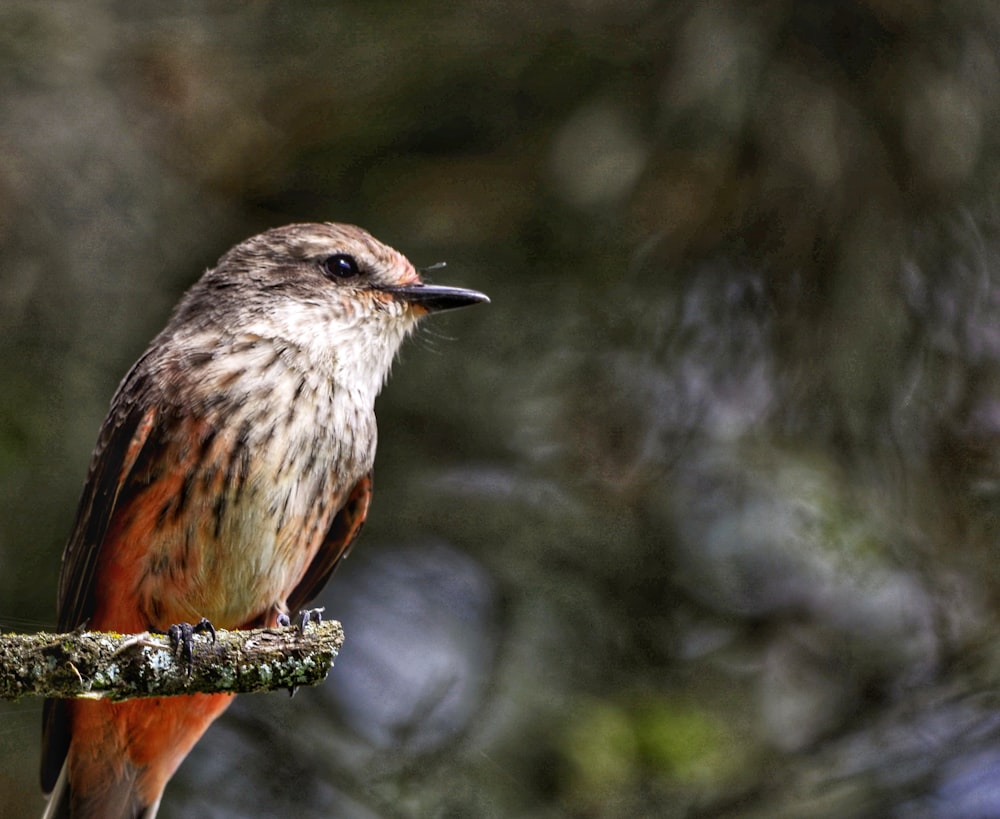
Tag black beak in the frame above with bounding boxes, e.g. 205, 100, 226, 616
383, 283, 490, 312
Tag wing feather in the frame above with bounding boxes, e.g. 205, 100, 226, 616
41, 395, 158, 793
286, 472, 372, 615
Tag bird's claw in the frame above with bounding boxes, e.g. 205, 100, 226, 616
276, 607, 324, 635
164, 617, 216, 675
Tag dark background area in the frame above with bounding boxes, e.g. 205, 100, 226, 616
3, 1, 1000, 817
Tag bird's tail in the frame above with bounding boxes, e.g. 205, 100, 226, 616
40, 762, 69, 819
41, 759, 160, 819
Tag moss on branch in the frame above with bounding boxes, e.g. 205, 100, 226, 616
0, 621, 343, 701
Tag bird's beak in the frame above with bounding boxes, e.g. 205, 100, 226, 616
381, 283, 490, 312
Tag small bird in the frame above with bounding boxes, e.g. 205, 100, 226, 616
39, 223, 488, 818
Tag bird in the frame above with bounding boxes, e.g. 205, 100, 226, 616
39, 222, 489, 818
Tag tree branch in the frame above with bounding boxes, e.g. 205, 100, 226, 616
0, 621, 344, 701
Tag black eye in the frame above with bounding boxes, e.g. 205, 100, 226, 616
321, 253, 361, 279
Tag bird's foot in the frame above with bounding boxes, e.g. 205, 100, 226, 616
275, 608, 323, 698
154, 617, 216, 675
276, 607, 325, 635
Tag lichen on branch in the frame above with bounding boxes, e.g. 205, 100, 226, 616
0, 621, 343, 701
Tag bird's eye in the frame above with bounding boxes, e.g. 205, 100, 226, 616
321, 254, 361, 279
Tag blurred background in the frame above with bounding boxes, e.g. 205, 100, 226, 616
2, 1, 1000, 817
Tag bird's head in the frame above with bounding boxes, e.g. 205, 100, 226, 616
170, 222, 488, 398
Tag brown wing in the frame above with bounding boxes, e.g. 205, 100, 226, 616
286, 472, 372, 615
56, 404, 159, 632
41, 396, 159, 793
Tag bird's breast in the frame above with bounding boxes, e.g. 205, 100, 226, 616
130, 367, 377, 630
